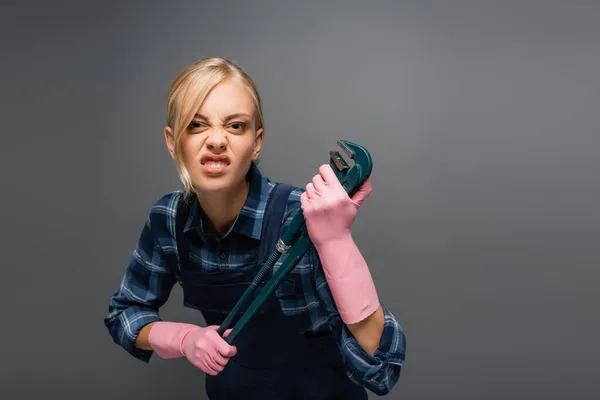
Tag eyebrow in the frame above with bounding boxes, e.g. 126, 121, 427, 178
194, 113, 252, 122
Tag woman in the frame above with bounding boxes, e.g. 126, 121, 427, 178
104, 57, 406, 399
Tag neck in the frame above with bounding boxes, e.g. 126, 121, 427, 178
196, 178, 250, 236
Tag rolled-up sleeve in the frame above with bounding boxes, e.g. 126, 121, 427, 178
339, 307, 406, 395
311, 248, 406, 395
103, 216, 177, 362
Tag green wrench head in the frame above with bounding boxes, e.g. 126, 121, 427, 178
328, 139, 373, 196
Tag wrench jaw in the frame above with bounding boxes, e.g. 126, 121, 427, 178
329, 140, 373, 195
329, 150, 350, 174
337, 140, 357, 163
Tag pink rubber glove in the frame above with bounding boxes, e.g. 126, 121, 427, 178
148, 322, 237, 375
300, 164, 380, 325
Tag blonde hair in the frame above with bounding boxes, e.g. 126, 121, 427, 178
165, 57, 264, 198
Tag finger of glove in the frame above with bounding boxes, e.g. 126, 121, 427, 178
305, 182, 316, 199
205, 346, 227, 372
319, 164, 344, 188
210, 350, 230, 368
351, 175, 373, 205
312, 173, 327, 193
222, 328, 233, 338
300, 191, 312, 210
200, 357, 221, 376
189, 354, 219, 376
211, 333, 237, 357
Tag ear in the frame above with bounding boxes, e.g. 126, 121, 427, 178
164, 126, 176, 160
251, 127, 264, 161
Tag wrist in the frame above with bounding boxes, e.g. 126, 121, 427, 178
178, 326, 198, 355
314, 234, 363, 279
312, 232, 354, 254
148, 321, 198, 359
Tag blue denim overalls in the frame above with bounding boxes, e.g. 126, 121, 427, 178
175, 183, 368, 400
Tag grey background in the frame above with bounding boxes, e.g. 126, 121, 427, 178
1, 0, 598, 399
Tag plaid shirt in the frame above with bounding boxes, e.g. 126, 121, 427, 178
104, 163, 406, 396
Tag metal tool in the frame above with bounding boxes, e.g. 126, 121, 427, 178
216, 140, 373, 343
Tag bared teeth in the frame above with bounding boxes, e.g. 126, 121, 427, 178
206, 162, 227, 168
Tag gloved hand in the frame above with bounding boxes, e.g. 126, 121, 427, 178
300, 164, 380, 325
148, 322, 237, 375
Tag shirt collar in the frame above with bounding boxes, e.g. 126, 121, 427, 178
183, 162, 272, 241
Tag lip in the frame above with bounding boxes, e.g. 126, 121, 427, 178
200, 154, 231, 165
200, 154, 231, 176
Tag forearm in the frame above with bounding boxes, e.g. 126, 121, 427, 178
315, 235, 384, 355
346, 305, 385, 355
136, 321, 158, 350
310, 245, 406, 394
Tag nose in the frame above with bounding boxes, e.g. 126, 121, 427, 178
205, 126, 227, 151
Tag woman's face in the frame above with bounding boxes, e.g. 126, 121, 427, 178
166, 78, 263, 194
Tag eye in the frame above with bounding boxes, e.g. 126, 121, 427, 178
227, 121, 247, 132
187, 120, 207, 131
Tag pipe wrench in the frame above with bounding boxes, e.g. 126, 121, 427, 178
217, 140, 373, 343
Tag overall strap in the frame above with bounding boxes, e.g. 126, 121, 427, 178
175, 192, 193, 270
258, 183, 295, 264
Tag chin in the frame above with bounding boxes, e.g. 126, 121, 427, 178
193, 180, 230, 194
191, 174, 241, 194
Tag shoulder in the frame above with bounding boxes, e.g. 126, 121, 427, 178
146, 190, 184, 237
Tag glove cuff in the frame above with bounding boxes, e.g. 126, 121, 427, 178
314, 235, 380, 325
148, 322, 197, 359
